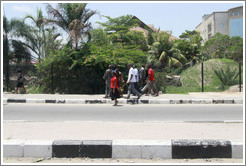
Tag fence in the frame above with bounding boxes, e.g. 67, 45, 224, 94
3, 62, 243, 94
201, 62, 242, 92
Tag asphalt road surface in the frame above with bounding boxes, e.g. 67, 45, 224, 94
3, 104, 243, 122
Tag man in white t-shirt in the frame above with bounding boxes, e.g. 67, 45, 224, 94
132, 65, 141, 94
126, 64, 141, 99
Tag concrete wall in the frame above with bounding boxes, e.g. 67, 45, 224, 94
214, 12, 229, 36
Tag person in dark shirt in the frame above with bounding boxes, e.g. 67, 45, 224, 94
16, 69, 26, 94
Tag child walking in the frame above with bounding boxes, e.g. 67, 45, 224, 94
110, 72, 120, 106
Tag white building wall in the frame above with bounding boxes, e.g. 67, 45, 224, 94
214, 12, 229, 36
195, 6, 243, 45
196, 14, 215, 45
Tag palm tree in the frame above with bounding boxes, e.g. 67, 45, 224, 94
23, 8, 62, 62
148, 31, 186, 68
24, 8, 45, 62
3, 15, 33, 90
43, 26, 63, 57
41, 3, 97, 50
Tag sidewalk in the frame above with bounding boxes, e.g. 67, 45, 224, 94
3, 121, 244, 159
3, 91, 244, 104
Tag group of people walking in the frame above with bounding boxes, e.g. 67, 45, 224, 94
103, 64, 159, 106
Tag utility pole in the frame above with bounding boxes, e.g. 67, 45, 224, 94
239, 62, 241, 92
201, 62, 204, 92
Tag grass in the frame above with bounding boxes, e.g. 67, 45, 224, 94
165, 59, 242, 94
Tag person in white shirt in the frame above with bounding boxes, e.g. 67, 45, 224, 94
126, 64, 142, 99
132, 65, 141, 94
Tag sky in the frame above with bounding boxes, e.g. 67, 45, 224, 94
2, 1, 244, 38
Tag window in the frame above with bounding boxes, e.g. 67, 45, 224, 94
237, 11, 240, 15
208, 33, 212, 39
232, 11, 235, 16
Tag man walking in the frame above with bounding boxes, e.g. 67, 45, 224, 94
139, 64, 146, 89
133, 64, 140, 93
141, 64, 159, 96
126, 64, 142, 99
103, 64, 112, 98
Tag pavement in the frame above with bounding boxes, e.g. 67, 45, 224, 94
2, 91, 244, 104
2, 91, 244, 160
3, 121, 244, 159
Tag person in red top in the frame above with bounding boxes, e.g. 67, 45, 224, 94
110, 72, 120, 106
141, 64, 159, 96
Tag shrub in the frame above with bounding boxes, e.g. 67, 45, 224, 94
213, 65, 239, 90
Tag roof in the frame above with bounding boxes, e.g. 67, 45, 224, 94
131, 15, 179, 40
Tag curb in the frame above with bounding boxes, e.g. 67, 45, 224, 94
3, 98, 243, 104
3, 139, 243, 159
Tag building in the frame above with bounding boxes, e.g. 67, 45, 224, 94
228, 6, 243, 38
131, 16, 179, 41
195, 6, 243, 45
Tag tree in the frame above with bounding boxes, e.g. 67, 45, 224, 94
21, 8, 63, 62
96, 15, 147, 49
90, 28, 110, 46
202, 33, 243, 63
226, 36, 243, 63
178, 30, 202, 65
97, 15, 139, 33
42, 3, 97, 50
43, 27, 63, 58
148, 31, 186, 68
3, 15, 32, 90
202, 33, 230, 59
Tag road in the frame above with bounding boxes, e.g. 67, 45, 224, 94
3, 104, 243, 122
3, 103, 244, 151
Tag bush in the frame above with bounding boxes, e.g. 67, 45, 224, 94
214, 65, 239, 90
35, 44, 148, 94
155, 71, 167, 93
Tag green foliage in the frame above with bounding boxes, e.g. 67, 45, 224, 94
176, 30, 202, 65
148, 29, 202, 69
202, 33, 243, 63
35, 42, 148, 94
179, 30, 201, 40
202, 33, 230, 59
154, 71, 168, 92
97, 15, 139, 33
226, 36, 243, 63
44, 3, 97, 49
148, 31, 177, 68
84, 44, 147, 68
180, 59, 242, 92
97, 15, 147, 50
90, 28, 110, 46
213, 65, 239, 90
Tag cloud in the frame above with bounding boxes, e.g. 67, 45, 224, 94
12, 5, 32, 13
